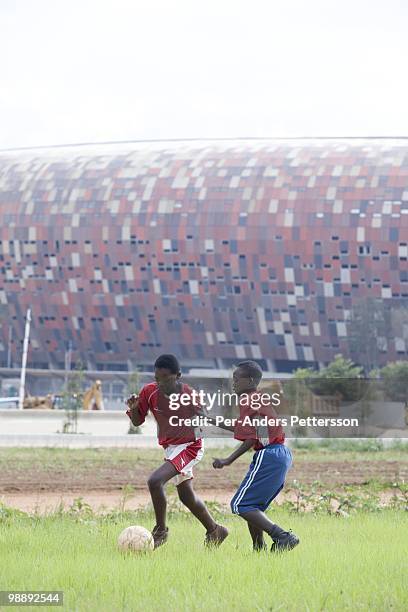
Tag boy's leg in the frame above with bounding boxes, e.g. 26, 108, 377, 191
177, 479, 229, 546
247, 522, 267, 551
231, 446, 299, 551
241, 510, 299, 552
177, 479, 217, 531
147, 460, 179, 539
177, 478, 217, 531
240, 509, 287, 541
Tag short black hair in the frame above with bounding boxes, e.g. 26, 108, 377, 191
154, 354, 181, 374
236, 360, 263, 384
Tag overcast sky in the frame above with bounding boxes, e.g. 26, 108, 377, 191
1, 0, 407, 149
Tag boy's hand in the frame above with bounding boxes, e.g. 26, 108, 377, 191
212, 457, 230, 469
195, 405, 208, 418
126, 394, 139, 410
125, 394, 140, 425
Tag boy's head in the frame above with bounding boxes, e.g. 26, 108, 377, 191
232, 360, 263, 395
154, 354, 181, 394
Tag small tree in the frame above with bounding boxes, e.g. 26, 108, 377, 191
284, 368, 315, 436
287, 355, 373, 434
390, 306, 408, 341
347, 297, 392, 374
379, 361, 408, 402
320, 354, 363, 379
59, 363, 84, 434
307, 355, 365, 402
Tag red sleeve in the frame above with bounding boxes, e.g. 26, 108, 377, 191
126, 386, 151, 423
136, 386, 150, 424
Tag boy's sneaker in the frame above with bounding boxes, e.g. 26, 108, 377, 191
152, 525, 169, 549
270, 530, 299, 553
253, 542, 268, 552
204, 524, 229, 547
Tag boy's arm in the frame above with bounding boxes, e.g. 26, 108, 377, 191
212, 439, 255, 468
125, 392, 148, 427
195, 405, 235, 432
207, 414, 235, 432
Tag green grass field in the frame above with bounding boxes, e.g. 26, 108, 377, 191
1, 506, 407, 611
1, 443, 407, 610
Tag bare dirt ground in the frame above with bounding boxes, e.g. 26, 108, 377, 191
2, 487, 402, 515
0, 458, 405, 493
1, 490, 237, 514
1, 451, 406, 513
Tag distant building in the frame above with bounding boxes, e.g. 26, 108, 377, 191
0, 139, 407, 372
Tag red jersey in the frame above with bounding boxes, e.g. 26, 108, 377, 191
135, 382, 201, 448
234, 389, 285, 450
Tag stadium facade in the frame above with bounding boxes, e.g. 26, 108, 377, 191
0, 138, 407, 373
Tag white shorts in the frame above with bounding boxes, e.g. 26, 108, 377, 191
164, 439, 204, 486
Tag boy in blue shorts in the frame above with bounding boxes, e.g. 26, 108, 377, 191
212, 361, 299, 552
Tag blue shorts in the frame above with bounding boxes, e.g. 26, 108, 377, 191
230, 444, 292, 515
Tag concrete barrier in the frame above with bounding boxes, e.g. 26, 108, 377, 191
0, 409, 155, 436
0, 433, 237, 448
0, 409, 235, 447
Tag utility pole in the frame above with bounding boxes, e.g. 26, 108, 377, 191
18, 308, 31, 410
64, 341, 72, 386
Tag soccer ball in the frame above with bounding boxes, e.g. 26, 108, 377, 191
117, 525, 154, 552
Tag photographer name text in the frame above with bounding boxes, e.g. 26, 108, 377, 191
168, 415, 359, 428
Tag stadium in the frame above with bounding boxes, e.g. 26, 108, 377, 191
2, 0, 408, 607
0, 138, 407, 374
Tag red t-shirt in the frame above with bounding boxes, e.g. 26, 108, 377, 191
134, 382, 202, 448
234, 389, 285, 450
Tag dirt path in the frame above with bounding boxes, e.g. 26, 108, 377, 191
0, 490, 233, 513
0, 459, 404, 494
1, 448, 406, 513
2, 487, 402, 514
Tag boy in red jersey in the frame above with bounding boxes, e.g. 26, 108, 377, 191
212, 361, 299, 553
126, 354, 228, 549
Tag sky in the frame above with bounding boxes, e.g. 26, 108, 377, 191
1, 0, 408, 149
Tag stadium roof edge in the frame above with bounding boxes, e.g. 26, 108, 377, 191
0, 367, 293, 379
2, 135, 408, 153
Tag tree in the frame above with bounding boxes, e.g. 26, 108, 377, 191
379, 361, 408, 402
306, 355, 365, 402
285, 355, 372, 434
390, 306, 408, 340
320, 354, 363, 378
284, 367, 315, 436
347, 297, 392, 373
59, 363, 84, 434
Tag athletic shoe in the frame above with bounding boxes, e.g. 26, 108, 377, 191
152, 525, 169, 549
204, 524, 229, 547
270, 530, 299, 553
253, 541, 268, 552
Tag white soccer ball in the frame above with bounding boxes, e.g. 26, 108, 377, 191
117, 525, 154, 552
